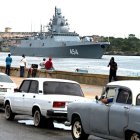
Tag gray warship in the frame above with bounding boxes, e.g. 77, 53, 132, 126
10, 7, 110, 58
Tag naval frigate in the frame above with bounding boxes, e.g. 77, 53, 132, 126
10, 7, 110, 58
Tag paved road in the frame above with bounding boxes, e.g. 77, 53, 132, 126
0, 109, 105, 140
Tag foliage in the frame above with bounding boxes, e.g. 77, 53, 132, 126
103, 34, 140, 55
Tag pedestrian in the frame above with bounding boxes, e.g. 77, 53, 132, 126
39, 58, 46, 69
5, 54, 12, 76
20, 54, 27, 77
108, 57, 117, 82
45, 57, 54, 70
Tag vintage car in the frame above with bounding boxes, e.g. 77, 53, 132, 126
0, 72, 17, 107
67, 80, 140, 140
4, 78, 90, 128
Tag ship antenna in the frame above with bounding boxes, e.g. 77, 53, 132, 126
31, 22, 32, 32
55, 6, 57, 16
40, 24, 43, 33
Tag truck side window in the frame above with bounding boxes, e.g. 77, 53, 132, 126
100, 87, 116, 104
116, 89, 132, 104
136, 94, 140, 105
106, 88, 116, 98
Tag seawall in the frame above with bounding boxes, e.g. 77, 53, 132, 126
0, 66, 140, 86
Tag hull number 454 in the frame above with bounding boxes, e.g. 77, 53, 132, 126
70, 49, 79, 55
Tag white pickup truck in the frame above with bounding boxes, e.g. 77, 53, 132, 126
67, 80, 140, 140
4, 78, 90, 128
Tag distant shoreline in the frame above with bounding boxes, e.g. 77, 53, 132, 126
105, 51, 140, 56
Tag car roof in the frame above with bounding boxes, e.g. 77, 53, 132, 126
24, 77, 79, 84
107, 80, 140, 105
107, 80, 140, 89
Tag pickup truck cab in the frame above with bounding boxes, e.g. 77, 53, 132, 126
4, 78, 90, 128
67, 80, 140, 140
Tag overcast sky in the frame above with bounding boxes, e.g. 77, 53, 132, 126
0, 0, 140, 38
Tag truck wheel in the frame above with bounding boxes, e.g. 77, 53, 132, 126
33, 109, 43, 127
5, 103, 15, 120
72, 117, 89, 140
130, 133, 140, 140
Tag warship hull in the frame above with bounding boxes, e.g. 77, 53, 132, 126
10, 43, 107, 59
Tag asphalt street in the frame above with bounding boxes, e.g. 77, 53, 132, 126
0, 109, 105, 140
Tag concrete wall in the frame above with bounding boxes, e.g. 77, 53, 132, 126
0, 66, 140, 86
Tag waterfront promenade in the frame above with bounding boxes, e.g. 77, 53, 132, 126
11, 76, 103, 99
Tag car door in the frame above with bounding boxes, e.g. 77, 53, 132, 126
109, 87, 132, 138
23, 80, 39, 115
12, 80, 30, 114
90, 87, 117, 135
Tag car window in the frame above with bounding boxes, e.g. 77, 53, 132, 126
43, 81, 84, 96
106, 87, 116, 98
116, 88, 132, 104
0, 75, 13, 83
19, 80, 30, 92
28, 80, 39, 93
102, 87, 116, 99
136, 94, 140, 105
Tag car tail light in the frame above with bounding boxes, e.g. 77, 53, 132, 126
53, 101, 66, 108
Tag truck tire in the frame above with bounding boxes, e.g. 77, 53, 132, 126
5, 103, 15, 120
71, 117, 89, 140
129, 132, 140, 140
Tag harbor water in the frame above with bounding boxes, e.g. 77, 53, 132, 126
1, 52, 140, 76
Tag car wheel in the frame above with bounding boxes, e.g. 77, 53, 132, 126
130, 133, 140, 140
5, 103, 15, 120
72, 117, 89, 140
33, 109, 43, 127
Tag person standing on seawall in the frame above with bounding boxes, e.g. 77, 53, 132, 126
5, 54, 12, 76
108, 57, 117, 82
20, 54, 27, 77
